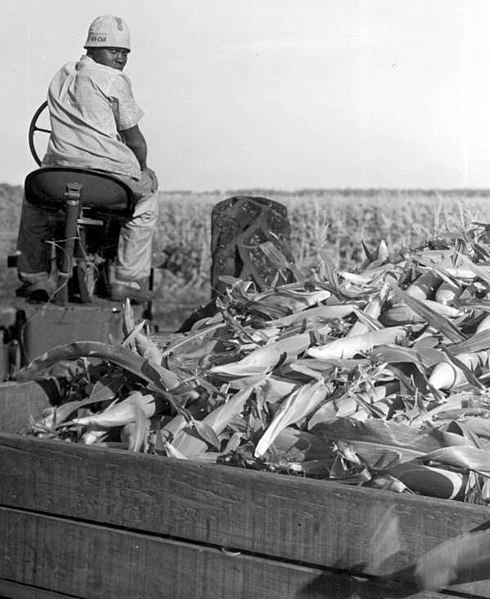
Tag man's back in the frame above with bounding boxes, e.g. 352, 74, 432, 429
42, 55, 143, 180
17, 15, 159, 304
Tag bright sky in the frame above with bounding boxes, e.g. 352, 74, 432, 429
2, 0, 490, 190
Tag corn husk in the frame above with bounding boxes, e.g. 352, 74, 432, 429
20, 222, 490, 505
307, 327, 407, 360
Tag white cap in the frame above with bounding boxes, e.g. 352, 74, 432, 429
84, 15, 131, 51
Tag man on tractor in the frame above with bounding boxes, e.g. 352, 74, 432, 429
16, 15, 159, 303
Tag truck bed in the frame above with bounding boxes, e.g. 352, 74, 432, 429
0, 381, 489, 599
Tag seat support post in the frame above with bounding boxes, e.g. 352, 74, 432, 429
60, 183, 82, 277
55, 183, 82, 305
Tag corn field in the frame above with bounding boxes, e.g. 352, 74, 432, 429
2, 184, 490, 327
151, 189, 490, 318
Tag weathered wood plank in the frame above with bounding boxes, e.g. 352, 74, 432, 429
0, 507, 465, 599
0, 382, 51, 434
1, 432, 490, 593
0, 578, 80, 598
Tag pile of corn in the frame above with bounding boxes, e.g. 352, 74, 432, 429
20, 223, 490, 503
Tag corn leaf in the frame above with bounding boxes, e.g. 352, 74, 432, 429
272, 427, 335, 462
266, 303, 358, 328
16, 341, 154, 383
457, 253, 490, 287
53, 393, 118, 427
165, 442, 189, 460
387, 462, 466, 500
347, 283, 390, 337
161, 321, 226, 358
311, 417, 471, 453
255, 380, 328, 457
420, 445, 490, 476
172, 387, 254, 456
121, 406, 150, 452
210, 332, 310, 378
122, 298, 136, 338
191, 419, 221, 450
448, 330, 490, 354
134, 332, 163, 364
249, 288, 331, 317
261, 376, 300, 404
394, 288, 465, 342
308, 394, 370, 426
371, 346, 427, 372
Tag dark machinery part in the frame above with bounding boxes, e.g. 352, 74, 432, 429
2, 104, 297, 377
210, 195, 295, 296
28, 100, 49, 167
0, 103, 153, 380
179, 195, 296, 332
22, 167, 135, 305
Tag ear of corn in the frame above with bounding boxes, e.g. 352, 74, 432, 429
307, 327, 407, 360
255, 380, 327, 458
346, 282, 390, 337
120, 404, 150, 452
74, 392, 156, 428
406, 271, 442, 300
266, 303, 358, 328
380, 303, 424, 325
388, 462, 466, 500
164, 442, 189, 460
249, 287, 331, 318
171, 387, 254, 457
476, 313, 490, 333
441, 267, 478, 279
262, 376, 300, 404
457, 254, 490, 287
271, 428, 335, 462
435, 280, 462, 305
134, 332, 163, 364
210, 332, 311, 378
122, 298, 136, 338
191, 419, 221, 450
81, 426, 110, 445
428, 351, 489, 390
381, 299, 461, 326
393, 288, 465, 342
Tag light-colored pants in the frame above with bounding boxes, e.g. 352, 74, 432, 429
17, 169, 159, 285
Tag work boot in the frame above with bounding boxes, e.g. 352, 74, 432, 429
111, 278, 154, 303
15, 281, 49, 304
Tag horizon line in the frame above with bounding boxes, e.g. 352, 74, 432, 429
2, 182, 490, 195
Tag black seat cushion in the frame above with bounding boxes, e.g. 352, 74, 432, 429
25, 167, 135, 216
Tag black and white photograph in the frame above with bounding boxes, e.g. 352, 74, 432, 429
2, 2, 490, 598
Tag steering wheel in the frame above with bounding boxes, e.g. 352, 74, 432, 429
28, 101, 51, 166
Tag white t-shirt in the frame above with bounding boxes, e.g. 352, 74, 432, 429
42, 55, 144, 180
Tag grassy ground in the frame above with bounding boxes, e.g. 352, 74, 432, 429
2, 185, 490, 329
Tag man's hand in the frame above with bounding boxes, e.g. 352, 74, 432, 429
120, 126, 158, 192
143, 167, 159, 192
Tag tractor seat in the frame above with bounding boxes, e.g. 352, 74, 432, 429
24, 167, 136, 217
